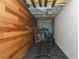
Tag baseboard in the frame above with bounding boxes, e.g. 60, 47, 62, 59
54, 36, 69, 59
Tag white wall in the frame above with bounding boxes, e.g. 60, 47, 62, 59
54, 0, 78, 59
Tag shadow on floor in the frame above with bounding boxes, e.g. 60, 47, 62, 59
22, 43, 68, 59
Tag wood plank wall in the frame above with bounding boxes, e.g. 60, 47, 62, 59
0, 0, 34, 59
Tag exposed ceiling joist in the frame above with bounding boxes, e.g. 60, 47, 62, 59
23, 0, 29, 7
44, 0, 48, 7
52, 0, 57, 7
31, 0, 36, 8
26, 4, 29, 7
25, 0, 68, 20
38, 0, 42, 7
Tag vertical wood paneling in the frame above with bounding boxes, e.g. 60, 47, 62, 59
0, 0, 34, 59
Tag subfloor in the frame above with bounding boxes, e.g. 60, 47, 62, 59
23, 42, 68, 59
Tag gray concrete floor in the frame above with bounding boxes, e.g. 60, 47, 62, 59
22, 43, 68, 59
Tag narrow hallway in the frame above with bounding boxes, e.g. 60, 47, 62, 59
0, 0, 77, 59
22, 0, 69, 59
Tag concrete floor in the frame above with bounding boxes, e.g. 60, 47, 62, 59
23, 42, 68, 59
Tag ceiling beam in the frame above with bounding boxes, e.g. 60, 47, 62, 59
26, 4, 29, 7
31, 0, 36, 8
44, 0, 48, 7
38, 0, 42, 7
52, 0, 56, 7
23, 0, 29, 7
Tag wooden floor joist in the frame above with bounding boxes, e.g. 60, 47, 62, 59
52, 0, 57, 7
38, 0, 42, 7
31, 0, 36, 8
44, 0, 48, 7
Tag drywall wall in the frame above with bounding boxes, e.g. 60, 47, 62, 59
0, 0, 34, 59
54, 0, 78, 59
